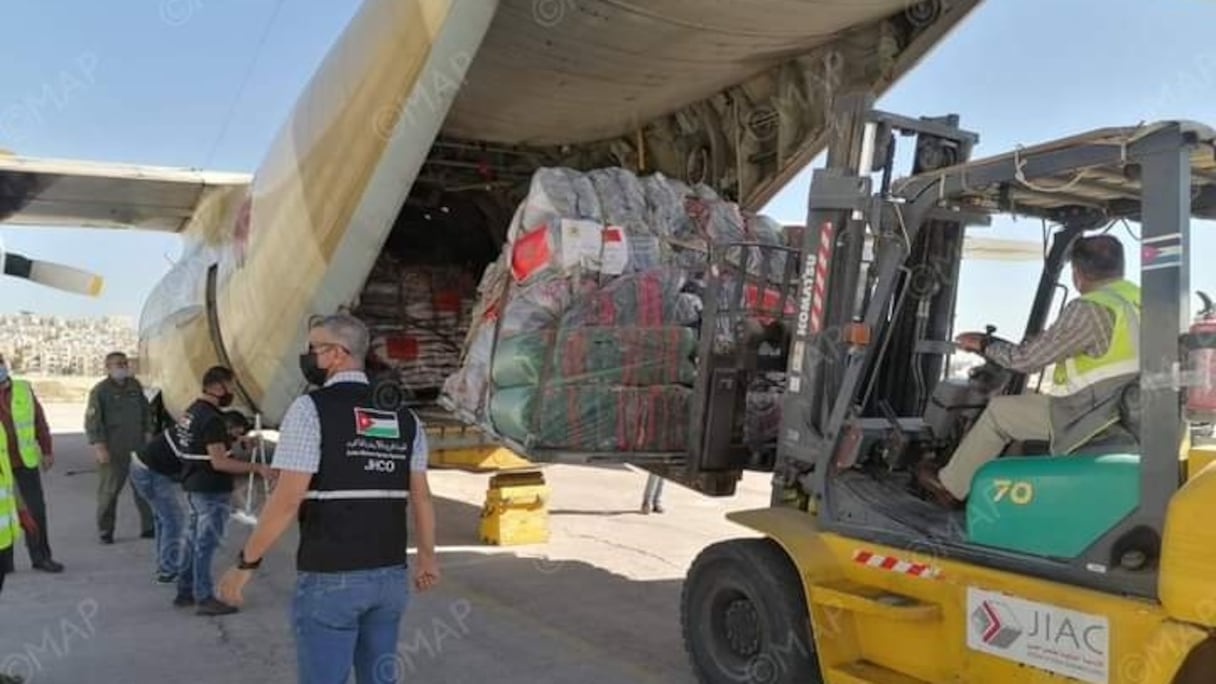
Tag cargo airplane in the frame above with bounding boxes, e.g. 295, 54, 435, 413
0, 0, 998, 426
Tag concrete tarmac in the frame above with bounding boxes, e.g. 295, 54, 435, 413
1, 404, 771, 683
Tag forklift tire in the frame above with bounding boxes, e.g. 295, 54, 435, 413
1172, 638, 1216, 684
681, 538, 821, 684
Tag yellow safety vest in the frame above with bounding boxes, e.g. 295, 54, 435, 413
1051, 280, 1141, 395
0, 379, 42, 469
0, 435, 17, 551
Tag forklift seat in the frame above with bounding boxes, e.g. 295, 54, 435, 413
1073, 381, 1142, 455
967, 452, 1140, 558
1003, 381, 1142, 457
966, 383, 1143, 558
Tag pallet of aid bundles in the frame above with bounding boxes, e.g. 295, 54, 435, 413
440, 166, 792, 456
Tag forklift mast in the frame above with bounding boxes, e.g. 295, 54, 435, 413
777, 92, 983, 501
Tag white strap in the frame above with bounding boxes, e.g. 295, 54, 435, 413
1054, 359, 1140, 396
304, 489, 410, 501
164, 432, 211, 461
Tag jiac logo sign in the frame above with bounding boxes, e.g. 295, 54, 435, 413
971, 599, 1023, 649
966, 588, 1109, 684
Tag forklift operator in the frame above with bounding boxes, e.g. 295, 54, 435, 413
917, 234, 1141, 507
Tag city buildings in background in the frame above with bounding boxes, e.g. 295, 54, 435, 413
0, 312, 138, 376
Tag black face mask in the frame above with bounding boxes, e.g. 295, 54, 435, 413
217, 392, 235, 408
299, 352, 328, 386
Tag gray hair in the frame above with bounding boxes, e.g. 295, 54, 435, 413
311, 313, 369, 364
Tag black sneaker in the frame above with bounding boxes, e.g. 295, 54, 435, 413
173, 593, 195, 608
141, 530, 155, 539
99, 533, 114, 545
32, 559, 64, 573
196, 598, 238, 616
156, 573, 177, 584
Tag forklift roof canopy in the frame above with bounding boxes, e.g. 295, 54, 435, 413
892, 121, 1216, 222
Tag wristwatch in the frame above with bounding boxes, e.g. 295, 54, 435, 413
237, 549, 262, 570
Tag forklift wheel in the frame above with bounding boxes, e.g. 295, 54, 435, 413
681, 538, 821, 684
1172, 638, 1216, 684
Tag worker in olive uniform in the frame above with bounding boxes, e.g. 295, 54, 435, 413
85, 352, 155, 544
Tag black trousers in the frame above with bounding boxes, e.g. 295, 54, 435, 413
13, 466, 52, 565
0, 546, 12, 593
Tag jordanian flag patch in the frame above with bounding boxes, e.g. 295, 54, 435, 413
354, 408, 400, 439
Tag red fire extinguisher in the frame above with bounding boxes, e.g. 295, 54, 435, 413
1185, 291, 1216, 418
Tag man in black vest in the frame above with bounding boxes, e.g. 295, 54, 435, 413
171, 365, 271, 616
218, 314, 439, 683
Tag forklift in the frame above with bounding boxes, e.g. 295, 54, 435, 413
676, 92, 1216, 683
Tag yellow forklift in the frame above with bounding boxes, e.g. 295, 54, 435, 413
674, 92, 1216, 683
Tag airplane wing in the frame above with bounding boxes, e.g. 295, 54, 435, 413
961, 236, 1043, 262
0, 152, 250, 232
0, 152, 250, 295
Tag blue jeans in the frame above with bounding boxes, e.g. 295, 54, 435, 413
176, 491, 230, 601
292, 565, 410, 684
129, 464, 184, 577
643, 473, 664, 506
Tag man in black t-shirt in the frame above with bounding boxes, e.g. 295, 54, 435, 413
130, 428, 186, 584
169, 366, 271, 616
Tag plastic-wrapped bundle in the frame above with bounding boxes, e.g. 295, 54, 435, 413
685, 197, 747, 245
588, 168, 665, 272
685, 197, 778, 279
439, 254, 510, 418
491, 326, 698, 387
441, 260, 600, 418
441, 165, 797, 457
516, 167, 603, 239
588, 169, 647, 235
440, 274, 580, 417
561, 267, 701, 328
508, 168, 631, 285
510, 219, 633, 284
499, 275, 584, 336
489, 385, 691, 452
442, 324, 494, 417
640, 172, 695, 240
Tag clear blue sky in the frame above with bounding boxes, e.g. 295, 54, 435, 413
1, 0, 1214, 338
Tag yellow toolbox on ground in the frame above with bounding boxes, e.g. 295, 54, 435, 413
478, 471, 550, 546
